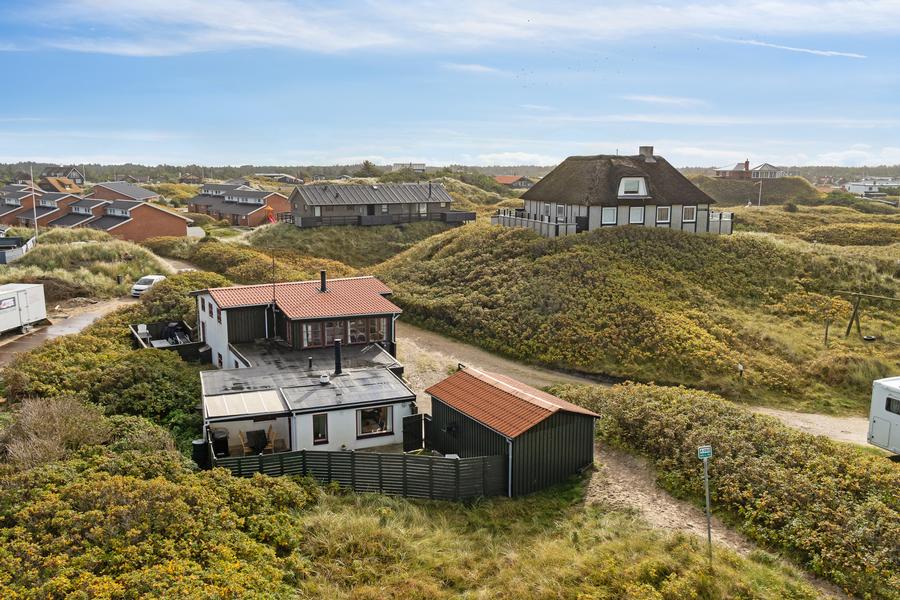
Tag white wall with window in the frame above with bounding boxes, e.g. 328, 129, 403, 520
291, 401, 413, 451
655, 206, 671, 225
628, 205, 644, 225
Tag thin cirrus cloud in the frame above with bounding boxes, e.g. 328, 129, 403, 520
622, 95, 708, 107
712, 36, 867, 58
442, 63, 502, 74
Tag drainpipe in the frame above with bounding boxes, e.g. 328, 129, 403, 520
506, 437, 513, 497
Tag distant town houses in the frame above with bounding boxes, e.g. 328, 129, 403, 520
845, 177, 900, 198
16, 193, 81, 228
391, 162, 427, 173
40, 165, 86, 186
493, 175, 534, 189
492, 146, 733, 237
187, 183, 289, 227
0, 185, 41, 226
714, 160, 785, 179
288, 182, 475, 228
179, 172, 203, 184
254, 173, 303, 184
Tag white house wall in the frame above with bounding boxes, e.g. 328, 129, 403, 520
291, 401, 414, 451
197, 293, 231, 369
207, 415, 292, 454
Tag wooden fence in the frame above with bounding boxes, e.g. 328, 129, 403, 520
213, 449, 507, 500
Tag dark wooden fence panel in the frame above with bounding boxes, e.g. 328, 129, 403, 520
212, 449, 507, 500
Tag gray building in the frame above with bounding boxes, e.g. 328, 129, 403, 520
426, 366, 598, 496
493, 146, 733, 237
288, 182, 475, 228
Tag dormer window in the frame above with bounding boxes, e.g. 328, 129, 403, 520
618, 177, 648, 197
107, 207, 129, 217
39, 198, 56, 208
72, 205, 90, 215
5, 198, 21, 206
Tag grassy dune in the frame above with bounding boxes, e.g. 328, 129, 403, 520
690, 175, 822, 206
375, 223, 900, 413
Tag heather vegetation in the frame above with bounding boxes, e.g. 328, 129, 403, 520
375, 223, 899, 413
689, 175, 822, 206
143, 182, 199, 206
0, 230, 165, 300
555, 383, 900, 599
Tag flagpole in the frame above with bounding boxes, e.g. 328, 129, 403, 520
29, 165, 38, 244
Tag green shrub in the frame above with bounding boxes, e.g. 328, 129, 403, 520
554, 383, 900, 599
142, 235, 196, 259
799, 223, 900, 246
139, 270, 231, 325
783, 201, 798, 212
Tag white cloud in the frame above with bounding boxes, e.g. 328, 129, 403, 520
520, 104, 553, 111
24, 0, 900, 56
622, 95, 707, 107
711, 36, 866, 58
442, 63, 501, 74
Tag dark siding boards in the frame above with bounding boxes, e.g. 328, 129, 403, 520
431, 397, 508, 459
511, 411, 594, 496
431, 396, 595, 497
226, 307, 268, 343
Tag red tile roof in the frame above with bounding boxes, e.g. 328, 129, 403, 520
204, 276, 401, 320
493, 175, 524, 185
425, 367, 598, 438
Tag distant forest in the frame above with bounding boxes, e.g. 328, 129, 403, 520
2, 161, 898, 184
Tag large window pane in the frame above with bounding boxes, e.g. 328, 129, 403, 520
369, 317, 386, 342
601, 206, 617, 225
324, 320, 345, 345
312, 413, 328, 444
348, 319, 368, 344
303, 322, 322, 348
357, 406, 392, 437
629, 206, 644, 224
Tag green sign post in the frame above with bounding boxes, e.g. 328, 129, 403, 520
697, 445, 713, 566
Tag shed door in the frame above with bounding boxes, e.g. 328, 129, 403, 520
403, 413, 423, 452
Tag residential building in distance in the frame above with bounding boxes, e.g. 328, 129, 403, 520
195, 272, 416, 456
254, 173, 303, 184
17, 193, 81, 228
179, 172, 203, 184
40, 165, 85, 185
288, 182, 475, 228
83, 199, 190, 241
492, 146, 733, 237
493, 175, 535, 189
391, 162, 426, 173
0, 186, 40, 226
38, 176, 83, 195
187, 183, 290, 226
714, 160, 785, 179
88, 181, 160, 202
845, 177, 900, 198
47, 197, 108, 228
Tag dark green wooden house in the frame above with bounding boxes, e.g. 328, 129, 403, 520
426, 366, 598, 496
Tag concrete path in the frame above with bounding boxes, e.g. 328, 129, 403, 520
0, 298, 136, 367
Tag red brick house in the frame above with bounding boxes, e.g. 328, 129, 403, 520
0, 188, 40, 226
188, 184, 289, 227
89, 181, 160, 202
17, 193, 82, 227
83, 200, 191, 241
47, 197, 109, 228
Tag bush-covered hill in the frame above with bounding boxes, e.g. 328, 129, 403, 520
731, 204, 900, 236
690, 175, 822, 206
375, 223, 900, 413
555, 383, 900, 599
248, 222, 457, 268
0, 230, 166, 300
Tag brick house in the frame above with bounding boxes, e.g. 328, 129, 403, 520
187, 183, 289, 227
89, 181, 160, 202
83, 200, 191, 241
40, 165, 85, 186
47, 197, 109, 228
17, 193, 82, 227
0, 186, 41, 226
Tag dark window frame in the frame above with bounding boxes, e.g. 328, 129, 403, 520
312, 413, 328, 445
356, 405, 394, 439
887, 396, 900, 416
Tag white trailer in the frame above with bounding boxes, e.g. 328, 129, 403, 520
869, 377, 900, 455
0, 283, 47, 334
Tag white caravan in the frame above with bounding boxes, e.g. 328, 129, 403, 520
869, 377, 900, 455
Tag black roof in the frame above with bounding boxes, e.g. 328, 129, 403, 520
47, 213, 95, 227
85, 215, 131, 230
522, 153, 716, 207
92, 181, 158, 200
291, 182, 453, 206
71, 197, 108, 209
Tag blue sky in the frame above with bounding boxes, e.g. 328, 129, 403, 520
1, 0, 899, 167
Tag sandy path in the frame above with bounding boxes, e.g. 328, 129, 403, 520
749, 406, 868, 446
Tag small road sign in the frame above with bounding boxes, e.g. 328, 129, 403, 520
697, 444, 713, 567
697, 445, 713, 460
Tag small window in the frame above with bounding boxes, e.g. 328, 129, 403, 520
381, 204, 388, 214
556, 205, 566, 221
200, 297, 206, 311
302, 322, 323, 348
683, 206, 697, 223
887, 396, 900, 416
313, 206, 321, 217
656, 206, 671, 224
542, 204, 550, 217
313, 413, 328, 445
439, 201, 446, 208
629, 206, 644, 224
620, 177, 645, 195
369, 317, 386, 342
216, 308, 221, 323
357, 406, 392, 437
208, 303, 213, 317
601, 206, 617, 225
418, 203, 427, 215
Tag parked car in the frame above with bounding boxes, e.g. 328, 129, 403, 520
131, 274, 166, 297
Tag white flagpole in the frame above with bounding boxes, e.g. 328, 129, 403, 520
29, 165, 38, 243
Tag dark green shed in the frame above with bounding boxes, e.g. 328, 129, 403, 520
426, 366, 598, 497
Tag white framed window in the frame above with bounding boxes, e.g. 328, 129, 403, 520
556, 205, 566, 221
381, 204, 388, 214
629, 206, 644, 224
601, 206, 617, 225
313, 206, 321, 217
439, 202, 447, 208
418, 203, 428, 215
656, 206, 671, 224
357, 405, 393, 438
313, 413, 328, 445
619, 177, 646, 196
683, 205, 697, 223
542, 204, 550, 217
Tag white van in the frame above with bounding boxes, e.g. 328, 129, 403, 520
131, 274, 167, 297
869, 377, 900, 455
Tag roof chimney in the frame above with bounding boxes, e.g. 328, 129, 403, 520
428, 181, 432, 197
639, 146, 655, 163
319, 270, 327, 293
744, 159, 750, 172
333, 339, 342, 376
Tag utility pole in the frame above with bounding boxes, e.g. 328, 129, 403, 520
697, 445, 713, 568
757, 179, 763, 208
29, 165, 39, 243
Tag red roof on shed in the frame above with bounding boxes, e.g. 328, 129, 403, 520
204, 276, 401, 320
425, 367, 598, 438
493, 175, 524, 185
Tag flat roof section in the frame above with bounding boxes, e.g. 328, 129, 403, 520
280, 368, 416, 414
205, 390, 288, 419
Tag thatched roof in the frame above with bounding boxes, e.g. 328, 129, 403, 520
522, 153, 715, 206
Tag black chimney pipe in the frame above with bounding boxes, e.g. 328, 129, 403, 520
319, 269, 327, 292
333, 339, 342, 375
308, 356, 313, 369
